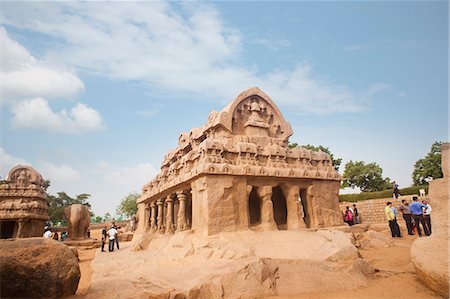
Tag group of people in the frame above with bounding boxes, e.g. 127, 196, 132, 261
101, 222, 120, 252
385, 196, 432, 238
343, 204, 359, 226
43, 226, 68, 241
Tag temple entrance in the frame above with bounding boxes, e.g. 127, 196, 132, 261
272, 186, 287, 230
300, 188, 310, 228
1, 221, 17, 239
248, 187, 261, 226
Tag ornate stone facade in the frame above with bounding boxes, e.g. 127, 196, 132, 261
136, 87, 343, 236
0, 165, 49, 238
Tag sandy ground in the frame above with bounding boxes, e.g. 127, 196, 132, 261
72, 229, 443, 299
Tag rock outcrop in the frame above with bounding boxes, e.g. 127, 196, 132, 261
0, 238, 80, 298
353, 230, 395, 249
411, 142, 449, 298
87, 230, 373, 298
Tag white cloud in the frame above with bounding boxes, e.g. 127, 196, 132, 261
11, 97, 105, 134
38, 160, 81, 182
0, 27, 84, 103
0, 2, 381, 114
253, 37, 291, 50
106, 163, 158, 190
0, 147, 31, 178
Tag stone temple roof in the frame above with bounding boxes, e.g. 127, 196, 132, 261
140, 87, 341, 203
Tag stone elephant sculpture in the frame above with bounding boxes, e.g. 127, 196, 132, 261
64, 204, 90, 240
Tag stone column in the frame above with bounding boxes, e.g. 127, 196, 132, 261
156, 199, 164, 233
257, 186, 277, 230
150, 202, 157, 232
16, 220, 24, 238
282, 185, 306, 229
176, 191, 188, 231
165, 195, 175, 234
144, 204, 150, 231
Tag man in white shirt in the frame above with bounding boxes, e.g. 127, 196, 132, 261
43, 229, 52, 238
106, 226, 118, 252
422, 200, 433, 235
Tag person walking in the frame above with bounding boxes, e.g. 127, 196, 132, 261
422, 200, 432, 235
352, 204, 359, 224
399, 199, 414, 235
385, 202, 401, 237
106, 225, 118, 252
409, 196, 430, 237
393, 181, 401, 199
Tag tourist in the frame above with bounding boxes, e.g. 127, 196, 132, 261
399, 199, 414, 235
344, 206, 354, 226
43, 228, 52, 238
106, 225, 118, 252
112, 222, 120, 250
422, 200, 432, 235
101, 226, 107, 252
385, 202, 401, 237
52, 230, 59, 241
87, 228, 91, 238
60, 231, 68, 241
393, 181, 401, 199
409, 196, 430, 237
352, 204, 359, 224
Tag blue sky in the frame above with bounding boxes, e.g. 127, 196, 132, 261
0, 1, 448, 218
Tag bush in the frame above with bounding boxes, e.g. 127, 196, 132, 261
339, 185, 428, 202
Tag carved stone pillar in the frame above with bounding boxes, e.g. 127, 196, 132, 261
156, 199, 164, 233
282, 185, 306, 229
176, 191, 188, 231
150, 202, 157, 232
144, 204, 150, 231
165, 195, 175, 234
257, 186, 276, 230
16, 220, 24, 238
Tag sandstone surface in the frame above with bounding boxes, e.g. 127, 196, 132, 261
353, 230, 395, 249
0, 237, 80, 298
86, 230, 373, 298
410, 142, 449, 298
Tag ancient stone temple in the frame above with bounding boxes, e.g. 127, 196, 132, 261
0, 165, 49, 238
136, 87, 343, 236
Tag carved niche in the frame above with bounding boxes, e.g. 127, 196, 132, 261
232, 96, 283, 138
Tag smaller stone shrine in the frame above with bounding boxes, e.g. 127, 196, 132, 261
0, 165, 49, 238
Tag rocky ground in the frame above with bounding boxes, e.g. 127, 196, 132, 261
70, 226, 443, 299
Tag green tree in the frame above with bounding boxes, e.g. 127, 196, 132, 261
412, 141, 443, 185
104, 212, 111, 221
117, 192, 140, 218
342, 160, 391, 192
289, 142, 342, 171
94, 216, 103, 223
46, 191, 93, 224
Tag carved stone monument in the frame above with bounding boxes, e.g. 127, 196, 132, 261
65, 204, 91, 240
0, 165, 49, 238
136, 87, 343, 236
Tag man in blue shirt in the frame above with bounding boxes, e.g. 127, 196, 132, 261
409, 196, 430, 237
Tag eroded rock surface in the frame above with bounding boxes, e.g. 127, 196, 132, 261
0, 238, 80, 298
87, 230, 372, 298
